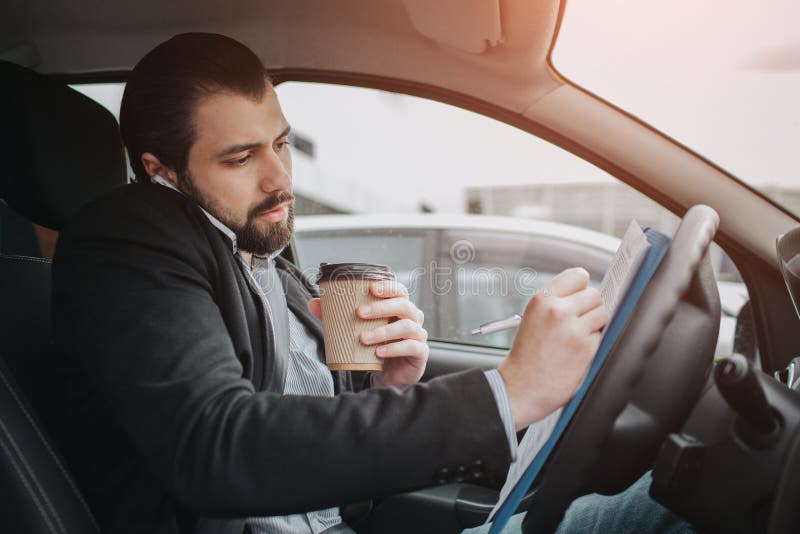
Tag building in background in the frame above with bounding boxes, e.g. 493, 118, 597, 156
466, 182, 800, 241
466, 182, 680, 238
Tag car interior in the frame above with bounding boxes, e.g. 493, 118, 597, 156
0, 60, 127, 533
2, 0, 800, 533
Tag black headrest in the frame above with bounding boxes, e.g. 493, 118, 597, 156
0, 61, 127, 230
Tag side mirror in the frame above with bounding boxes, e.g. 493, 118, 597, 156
776, 227, 800, 321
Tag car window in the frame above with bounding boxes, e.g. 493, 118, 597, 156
72, 81, 751, 357
273, 81, 750, 355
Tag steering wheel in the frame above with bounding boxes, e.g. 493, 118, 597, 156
520, 205, 721, 533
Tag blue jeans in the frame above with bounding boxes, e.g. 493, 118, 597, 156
463, 472, 693, 534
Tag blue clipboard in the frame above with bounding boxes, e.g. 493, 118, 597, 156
488, 228, 671, 533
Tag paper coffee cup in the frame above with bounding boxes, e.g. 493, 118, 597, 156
317, 262, 396, 371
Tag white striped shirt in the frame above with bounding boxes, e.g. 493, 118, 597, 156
244, 255, 342, 534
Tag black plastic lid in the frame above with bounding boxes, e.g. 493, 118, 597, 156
317, 262, 395, 283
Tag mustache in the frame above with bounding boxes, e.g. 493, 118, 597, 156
248, 190, 296, 219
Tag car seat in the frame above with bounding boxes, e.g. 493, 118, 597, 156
0, 59, 127, 533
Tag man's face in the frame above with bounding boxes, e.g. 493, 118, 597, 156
180, 84, 295, 256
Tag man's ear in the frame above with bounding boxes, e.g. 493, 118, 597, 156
140, 152, 178, 185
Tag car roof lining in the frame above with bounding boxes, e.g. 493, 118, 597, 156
0, 0, 561, 110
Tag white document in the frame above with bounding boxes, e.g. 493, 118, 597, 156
488, 220, 651, 521
599, 220, 651, 316
488, 407, 563, 520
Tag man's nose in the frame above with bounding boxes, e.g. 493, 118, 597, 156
259, 150, 291, 192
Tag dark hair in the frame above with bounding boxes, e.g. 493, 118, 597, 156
120, 33, 270, 181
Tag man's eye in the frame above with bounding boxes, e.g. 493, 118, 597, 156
276, 138, 292, 150
227, 155, 251, 166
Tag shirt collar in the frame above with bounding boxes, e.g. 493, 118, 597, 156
150, 174, 285, 262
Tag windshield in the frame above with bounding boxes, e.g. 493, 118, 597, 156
553, 0, 800, 217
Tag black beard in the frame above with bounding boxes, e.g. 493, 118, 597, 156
177, 171, 295, 256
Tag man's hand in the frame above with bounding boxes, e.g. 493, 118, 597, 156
307, 280, 428, 388
498, 267, 609, 430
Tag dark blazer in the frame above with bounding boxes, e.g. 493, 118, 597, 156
52, 181, 511, 533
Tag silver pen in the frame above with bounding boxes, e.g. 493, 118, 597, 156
470, 314, 522, 336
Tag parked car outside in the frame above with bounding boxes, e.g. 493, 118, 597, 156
294, 213, 747, 358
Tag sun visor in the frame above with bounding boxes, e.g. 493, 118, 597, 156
402, 0, 503, 53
